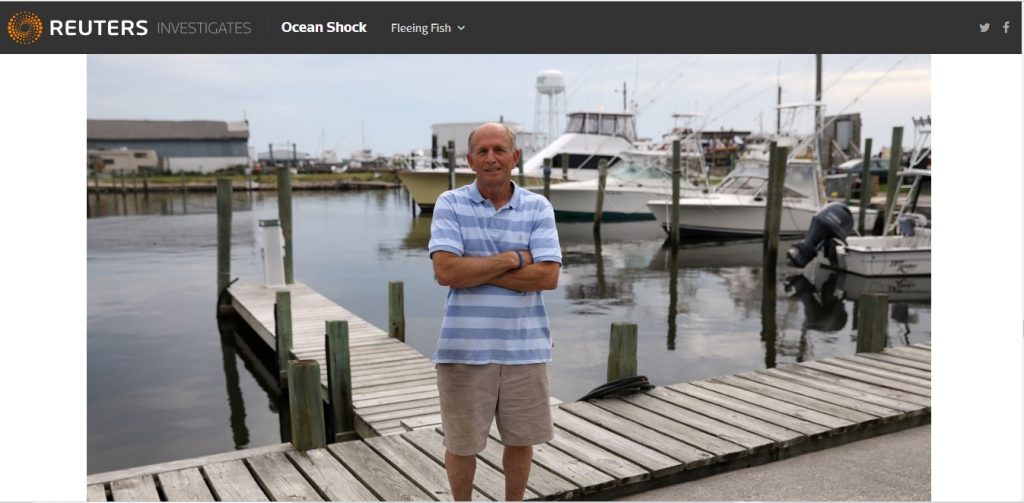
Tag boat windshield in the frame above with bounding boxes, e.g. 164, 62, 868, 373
565, 113, 638, 143
714, 159, 818, 200
608, 153, 668, 180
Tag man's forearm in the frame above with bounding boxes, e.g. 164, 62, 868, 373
434, 251, 519, 288
487, 262, 559, 292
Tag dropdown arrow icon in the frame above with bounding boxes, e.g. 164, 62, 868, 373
457, 25, 465, 31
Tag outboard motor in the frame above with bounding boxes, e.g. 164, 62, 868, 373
787, 202, 854, 268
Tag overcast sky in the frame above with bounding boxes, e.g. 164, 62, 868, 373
88, 54, 930, 157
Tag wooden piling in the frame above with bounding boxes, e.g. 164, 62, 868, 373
142, 169, 149, 197
543, 157, 552, 200
855, 293, 889, 353
447, 140, 456, 190
670, 140, 681, 252
859, 138, 873, 235
607, 322, 638, 382
885, 127, 904, 220
275, 290, 293, 384
277, 167, 294, 284
216, 178, 232, 296
593, 160, 608, 233
287, 360, 327, 450
388, 281, 405, 343
763, 142, 788, 270
119, 171, 127, 196
517, 154, 525, 187
325, 320, 356, 441
561, 152, 569, 181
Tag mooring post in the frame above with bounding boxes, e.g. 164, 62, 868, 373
593, 159, 608, 233
517, 154, 525, 187
388, 280, 405, 342
447, 140, 456, 191
671, 139, 681, 252
859, 138, 873, 235
142, 168, 149, 197
763, 142, 788, 272
275, 290, 293, 385
131, 172, 138, 193
542, 157, 552, 200
885, 127, 904, 226
607, 322, 638, 382
855, 293, 889, 353
561, 152, 569, 181
216, 178, 233, 297
277, 166, 294, 284
287, 360, 327, 450
326, 320, 356, 441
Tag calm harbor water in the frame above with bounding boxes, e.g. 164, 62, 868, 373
87, 188, 931, 473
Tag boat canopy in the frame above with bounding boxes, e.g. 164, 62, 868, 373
565, 112, 637, 143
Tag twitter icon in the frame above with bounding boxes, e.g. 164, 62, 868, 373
979, 22, 990, 32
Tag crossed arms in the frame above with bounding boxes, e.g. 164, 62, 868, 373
431, 250, 560, 292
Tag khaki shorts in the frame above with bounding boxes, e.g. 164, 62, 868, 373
436, 363, 553, 456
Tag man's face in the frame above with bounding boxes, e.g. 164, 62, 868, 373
467, 125, 521, 187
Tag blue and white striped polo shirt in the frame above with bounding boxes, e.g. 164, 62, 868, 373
428, 181, 562, 365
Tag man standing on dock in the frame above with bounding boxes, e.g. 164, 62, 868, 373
428, 122, 562, 501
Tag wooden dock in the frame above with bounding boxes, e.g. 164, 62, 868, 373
227, 281, 440, 437
87, 343, 930, 501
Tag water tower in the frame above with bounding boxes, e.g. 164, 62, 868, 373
535, 70, 566, 145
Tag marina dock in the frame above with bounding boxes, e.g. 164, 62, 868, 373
87, 278, 931, 502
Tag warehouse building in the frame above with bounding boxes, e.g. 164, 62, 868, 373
87, 119, 250, 173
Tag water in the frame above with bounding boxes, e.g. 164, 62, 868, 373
87, 189, 931, 473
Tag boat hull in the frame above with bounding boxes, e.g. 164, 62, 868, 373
397, 170, 547, 211
823, 234, 931, 277
548, 185, 667, 222
648, 197, 878, 237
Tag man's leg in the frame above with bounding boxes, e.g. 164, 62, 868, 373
445, 450, 476, 501
503, 445, 532, 501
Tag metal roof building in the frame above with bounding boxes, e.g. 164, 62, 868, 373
87, 120, 250, 173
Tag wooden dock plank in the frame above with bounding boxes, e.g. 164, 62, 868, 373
403, 429, 535, 501
622, 391, 773, 452
821, 358, 932, 387
856, 352, 931, 372
773, 366, 930, 407
547, 426, 649, 485
355, 377, 438, 396
203, 459, 269, 501
246, 451, 323, 501
590, 397, 749, 458
644, 387, 804, 446
476, 435, 579, 498
286, 448, 379, 502
365, 434, 488, 501
110, 476, 160, 502
713, 375, 878, 424
358, 396, 440, 416
401, 414, 443, 431
486, 424, 617, 493
355, 388, 439, 409
328, 441, 433, 501
87, 484, 108, 502
737, 371, 904, 420
762, 368, 926, 413
561, 402, 716, 468
670, 383, 831, 437
354, 383, 438, 402
835, 355, 931, 380
910, 343, 931, 351
88, 443, 294, 485
881, 346, 931, 363
695, 379, 858, 430
156, 467, 215, 502
798, 362, 931, 397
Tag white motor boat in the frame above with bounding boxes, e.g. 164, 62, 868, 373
546, 150, 703, 221
647, 159, 878, 237
397, 111, 639, 212
822, 168, 932, 277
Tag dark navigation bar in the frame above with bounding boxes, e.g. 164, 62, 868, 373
2, 2, 1020, 54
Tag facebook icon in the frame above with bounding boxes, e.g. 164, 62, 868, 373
1004, 21, 1011, 33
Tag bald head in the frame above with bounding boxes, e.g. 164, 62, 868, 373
468, 123, 518, 153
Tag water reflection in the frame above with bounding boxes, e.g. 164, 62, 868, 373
216, 316, 251, 450
88, 192, 255, 219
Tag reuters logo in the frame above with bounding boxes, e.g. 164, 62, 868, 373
8, 11, 43, 45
